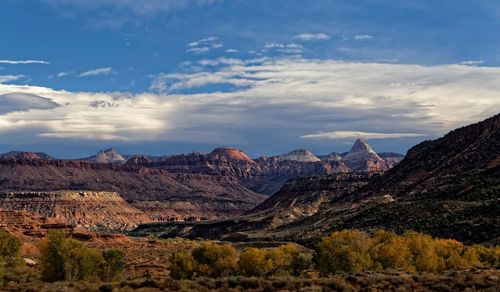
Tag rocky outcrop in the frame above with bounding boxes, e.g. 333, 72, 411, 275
0, 191, 151, 231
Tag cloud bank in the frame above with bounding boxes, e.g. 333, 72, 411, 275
0, 58, 499, 152
301, 131, 427, 140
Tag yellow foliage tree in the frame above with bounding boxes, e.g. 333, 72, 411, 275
238, 247, 272, 277
315, 229, 372, 274
169, 251, 197, 279
369, 230, 412, 270
192, 243, 238, 278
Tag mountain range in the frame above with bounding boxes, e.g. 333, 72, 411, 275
0, 139, 400, 230
132, 113, 500, 245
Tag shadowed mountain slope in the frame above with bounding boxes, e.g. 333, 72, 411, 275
133, 113, 500, 245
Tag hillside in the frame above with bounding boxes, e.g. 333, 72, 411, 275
0, 159, 265, 221
133, 113, 500, 245
0, 191, 151, 230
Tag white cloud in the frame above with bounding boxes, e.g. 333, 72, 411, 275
1, 58, 499, 147
265, 43, 304, 54
301, 131, 427, 140
186, 36, 223, 54
293, 33, 330, 41
56, 71, 75, 77
225, 49, 238, 53
186, 47, 211, 54
460, 60, 483, 66
78, 67, 113, 77
0, 75, 24, 84
0, 59, 49, 65
354, 34, 374, 40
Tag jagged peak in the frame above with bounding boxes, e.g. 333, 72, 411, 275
349, 138, 375, 153
92, 147, 125, 163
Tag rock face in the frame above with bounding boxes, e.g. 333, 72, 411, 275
279, 149, 321, 162
0, 191, 150, 231
0, 159, 266, 221
133, 113, 500, 245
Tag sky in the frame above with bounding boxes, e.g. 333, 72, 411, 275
0, 0, 499, 158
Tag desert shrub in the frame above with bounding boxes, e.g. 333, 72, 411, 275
101, 249, 125, 281
238, 247, 272, 277
369, 230, 411, 271
315, 229, 372, 274
192, 243, 238, 277
0, 229, 22, 282
39, 230, 123, 282
39, 230, 67, 281
467, 245, 499, 266
0, 230, 22, 260
58, 236, 104, 281
169, 251, 197, 280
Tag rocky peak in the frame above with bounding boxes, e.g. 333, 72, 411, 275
349, 138, 375, 153
342, 139, 386, 171
209, 147, 255, 163
93, 148, 126, 164
280, 149, 321, 162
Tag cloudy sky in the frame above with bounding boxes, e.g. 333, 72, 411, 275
0, 0, 499, 158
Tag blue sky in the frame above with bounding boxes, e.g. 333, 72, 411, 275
0, 0, 499, 158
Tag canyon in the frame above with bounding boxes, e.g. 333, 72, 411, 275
0, 139, 400, 230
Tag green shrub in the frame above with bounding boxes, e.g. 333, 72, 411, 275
101, 249, 125, 281
60, 238, 104, 282
39, 230, 67, 282
0, 229, 22, 280
0, 230, 22, 259
39, 230, 124, 282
